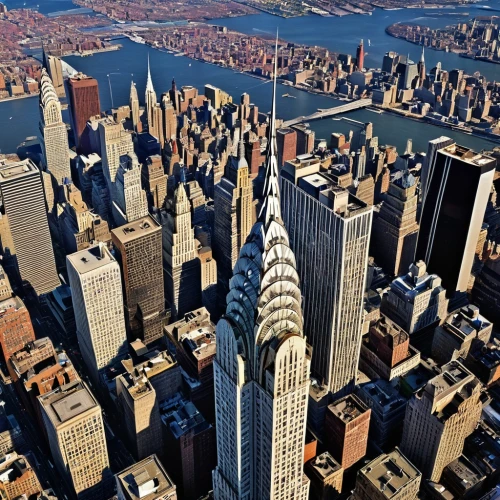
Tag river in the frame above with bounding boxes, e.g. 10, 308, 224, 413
1, 2, 500, 154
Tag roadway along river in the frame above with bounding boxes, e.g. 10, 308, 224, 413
1, 3, 500, 153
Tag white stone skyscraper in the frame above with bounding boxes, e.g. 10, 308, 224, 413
67, 244, 128, 381
213, 37, 311, 499
145, 54, 157, 134
39, 68, 71, 186
129, 80, 140, 132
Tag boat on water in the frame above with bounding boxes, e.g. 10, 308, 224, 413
282, 93, 296, 98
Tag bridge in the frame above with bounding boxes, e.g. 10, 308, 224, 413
283, 98, 372, 127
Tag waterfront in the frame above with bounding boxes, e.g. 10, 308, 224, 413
2, 3, 500, 153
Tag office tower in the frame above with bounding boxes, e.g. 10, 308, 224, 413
325, 394, 371, 469
198, 246, 217, 315
371, 170, 419, 276
400, 360, 482, 482
44, 53, 65, 98
381, 261, 448, 335
145, 55, 157, 134
163, 183, 201, 319
420, 137, 454, 202
276, 127, 297, 168
115, 455, 178, 500
98, 118, 134, 184
113, 154, 149, 225
129, 81, 140, 132
292, 124, 315, 155
357, 379, 408, 450
352, 448, 421, 500
417, 143, 496, 294
204, 84, 232, 110
0, 160, 59, 295
116, 367, 163, 460
67, 74, 101, 151
213, 45, 311, 499
142, 155, 167, 210
305, 453, 343, 500
161, 394, 216, 499
356, 39, 364, 70
67, 244, 128, 381
111, 216, 165, 345
0, 294, 34, 365
39, 381, 110, 498
417, 46, 426, 87
359, 315, 420, 381
0, 452, 42, 499
281, 156, 373, 396
432, 304, 492, 365
213, 139, 253, 295
39, 69, 71, 187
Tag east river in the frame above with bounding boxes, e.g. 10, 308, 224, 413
2, 1, 500, 153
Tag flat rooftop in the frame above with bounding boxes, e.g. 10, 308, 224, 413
116, 454, 176, 500
329, 394, 368, 424
0, 159, 38, 182
359, 448, 421, 498
0, 296, 26, 315
111, 216, 160, 244
441, 143, 495, 168
67, 245, 115, 274
308, 452, 342, 479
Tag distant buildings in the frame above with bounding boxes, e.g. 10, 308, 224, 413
0, 159, 59, 295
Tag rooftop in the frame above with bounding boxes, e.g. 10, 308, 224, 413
66, 244, 115, 274
328, 394, 368, 424
358, 448, 421, 498
444, 455, 485, 492
441, 143, 495, 168
308, 452, 342, 479
358, 379, 407, 411
111, 216, 160, 244
0, 159, 38, 182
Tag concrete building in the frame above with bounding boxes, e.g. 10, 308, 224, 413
381, 261, 448, 335
67, 244, 128, 382
371, 170, 419, 277
304, 452, 343, 500
39, 381, 110, 498
0, 403, 24, 459
441, 455, 486, 499
400, 360, 482, 482
0, 452, 42, 500
213, 139, 253, 303
198, 246, 217, 316
111, 216, 165, 345
115, 455, 177, 500
357, 379, 408, 451
420, 136, 454, 203
160, 394, 216, 499
142, 155, 167, 210
325, 394, 371, 469
276, 127, 297, 168
129, 81, 140, 133
162, 183, 201, 319
432, 305, 492, 365
352, 448, 421, 500
359, 315, 420, 381
204, 84, 232, 110
0, 159, 59, 295
39, 69, 71, 188
213, 58, 311, 499
281, 155, 372, 396
417, 143, 496, 294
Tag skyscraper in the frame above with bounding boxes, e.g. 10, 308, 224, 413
66, 74, 101, 152
145, 55, 157, 135
0, 159, 59, 295
213, 40, 311, 498
416, 143, 495, 294
43, 53, 65, 98
39, 381, 110, 498
213, 139, 253, 298
111, 216, 165, 345
417, 46, 426, 87
281, 156, 373, 396
162, 182, 201, 319
356, 39, 364, 71
129, 81, 140, 132
67, 244, 128, 382
39, 69, 71, 187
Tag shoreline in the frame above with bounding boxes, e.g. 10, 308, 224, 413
0, 93, 39, 105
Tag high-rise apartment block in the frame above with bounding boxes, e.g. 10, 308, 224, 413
67, 74, 101, 151
111, 216, 165, 345
0, 159, 59, 295
115, 455, 177, 500
281, 154, 372, 396
400, 360, 482, 482
39, 69, 71, 187
352, 448, 421, 500
417, 143, 495, 294
0, 452, 42, 500
381, 261, 448, 335
162, 183, 201, 319
67, 244, 128, 381
39, 381, 110, 498
325, 394, 371, 469
371, 170, 419, 276
213, 60, 311, 499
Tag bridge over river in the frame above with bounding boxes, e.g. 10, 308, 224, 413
283, 98, 372, 127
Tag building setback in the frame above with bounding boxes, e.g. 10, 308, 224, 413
0, 159, 60, 295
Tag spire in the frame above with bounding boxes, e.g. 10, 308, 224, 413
146, 53, 154, 93
259, 30, 281, 225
